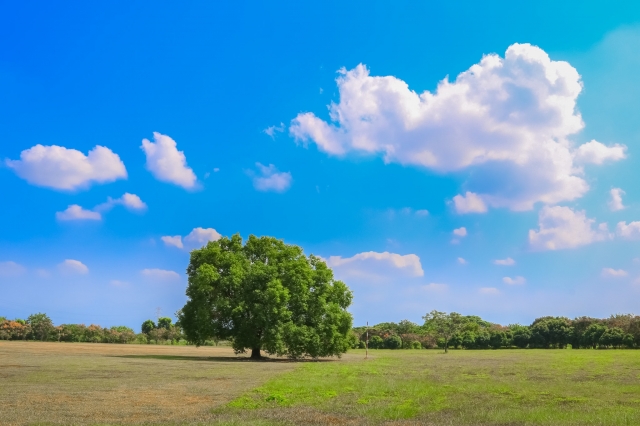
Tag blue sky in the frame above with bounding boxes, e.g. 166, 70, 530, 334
2, 1, 640, 330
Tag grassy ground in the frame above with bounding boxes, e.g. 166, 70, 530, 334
2, 342, 640, 425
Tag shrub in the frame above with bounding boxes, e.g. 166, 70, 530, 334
369, 335, 383, 349
383, 335, 402, 349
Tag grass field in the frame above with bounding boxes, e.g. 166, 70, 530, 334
2, 342, 640, 425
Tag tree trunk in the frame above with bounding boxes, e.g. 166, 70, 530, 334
250, 348, 261, 359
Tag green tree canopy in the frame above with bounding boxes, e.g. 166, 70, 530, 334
157, 317, 172, 330
422, 310, 465, 353
141, 319, 156, 334
178, 234, 354, 359
27, 313, 53, 341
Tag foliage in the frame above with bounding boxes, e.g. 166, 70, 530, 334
369, 335, 383, 349
141, 319, 156, 334
422, 310, 465, 352
179, 234, 353, 359
27, 313, 54, 341
383, 334, 402, 349
351, 313, 640, 351
158, 317, 173, 330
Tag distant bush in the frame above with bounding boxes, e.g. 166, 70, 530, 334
383, 335, 402, 349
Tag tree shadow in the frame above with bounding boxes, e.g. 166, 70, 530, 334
112, 355, 338, 363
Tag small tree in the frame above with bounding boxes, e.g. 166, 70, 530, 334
158, 317, 172, 330
422, 310, 465, 353
141, 319, 156, 335
27, 313, 54, 341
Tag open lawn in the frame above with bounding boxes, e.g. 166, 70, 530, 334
2, 342, 640, 425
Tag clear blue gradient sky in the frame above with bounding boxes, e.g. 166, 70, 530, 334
2, 1, 640, 330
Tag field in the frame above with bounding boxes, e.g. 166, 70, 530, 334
2, 342, 640, 425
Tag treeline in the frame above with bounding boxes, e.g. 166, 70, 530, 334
353, 313, 640, 350
0, 313, 185, 344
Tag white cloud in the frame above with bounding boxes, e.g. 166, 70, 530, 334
324, 251, 424, 282
264, 123, 285, 138
617, 221, 640, 240
574, 140, 627, 165
453, 227, 467, 237
251, 163, 292, 192
56, 205, 102, 221
602, 268, 628, 278
421, 283, 448, 292
457, 257, 467, 265
5, 145, 127, 191
161, 235, 183, 249
290, 44, 626, 211
529, 206, 611, 251
57, 193, 146, 221
415, 209, 429, 216
453, 192, 488, 214
58, 259, 89, 274
503, 276, 526, 285
184, 227, 221, 248
0, 261, 26, 277
141, 132, 197, 189
608, 188, 625, 211
479, 287, 500, 295
97, 193, 147, 212
141, 268, 180, 281
118, 193, 147, 210
494, 257, 515, 266
161, 227, 221, 250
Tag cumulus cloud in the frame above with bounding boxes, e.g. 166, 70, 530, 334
503, 276, 526, 285
56, 205, 102, 221
56, 193, 147, 221
617, 221, 640, 240
161, 227, 221, 250
453, 192, 488, 214
5, 145, 127, 191
479, 287, 500, 295
574, 140, 627, 165
453, 227, 467, 237
141, 268, 180, 281
494, 257, 515, 266
290, 44, 626, 211
608, 188, 625, 211
249, 163, 292, 192
141, 132, 197, 189
117, 193, 147, 210
0, 261, 26, 277
602, 268, 628, 278
324, 251, 424, 283
58, 259, 89, 274
184, 227, 222, 248
529, 206, 611, 251
161, 235, 183, 249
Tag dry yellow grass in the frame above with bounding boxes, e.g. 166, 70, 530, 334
0, 341, 297, 425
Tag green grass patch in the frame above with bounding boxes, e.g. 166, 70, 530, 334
223, 349, 640, 424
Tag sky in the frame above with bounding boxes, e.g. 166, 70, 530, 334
2, 1, 640, 330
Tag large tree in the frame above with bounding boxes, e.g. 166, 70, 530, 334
178, 234, 353, 359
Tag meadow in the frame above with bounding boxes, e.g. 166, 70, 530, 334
2, 342, 640, 425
